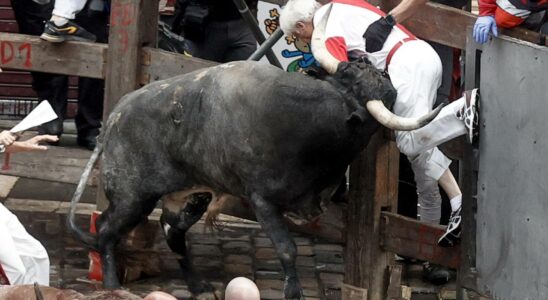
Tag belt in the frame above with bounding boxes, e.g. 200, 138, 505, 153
384, 37, 416, 72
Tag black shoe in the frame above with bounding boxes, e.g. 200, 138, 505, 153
438, 207, 462, 247
422, 262, 455, 285
40, 20, 96, 43
77, 135, 97, 151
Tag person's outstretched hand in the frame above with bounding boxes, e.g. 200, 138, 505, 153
6, 135, 59, 153
473, 15, 498, 44
0, 130, 15, 146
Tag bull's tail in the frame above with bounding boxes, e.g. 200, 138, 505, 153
67, 142, 102, 251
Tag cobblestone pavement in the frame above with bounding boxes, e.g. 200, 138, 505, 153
12, 208, 345, 300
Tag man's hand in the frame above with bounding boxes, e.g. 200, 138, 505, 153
5, 135, 59, 153
0, 130, 16, 146
363, 16, 395, 53
473, 16, 498, 44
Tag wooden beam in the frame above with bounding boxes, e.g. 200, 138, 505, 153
0, 33, 106, 78
141, 47, 218, 84
103, 0, 159, 115
0, 145, 97, 186
380, 211, 461, 269
345, 130, 400, 299
380, 0, 548, 49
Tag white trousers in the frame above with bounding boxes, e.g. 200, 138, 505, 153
0, 204, 49, 285
52, 0, 88, 19
388, 40, 466, 224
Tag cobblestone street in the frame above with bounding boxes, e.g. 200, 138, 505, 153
9, 200, 345, 300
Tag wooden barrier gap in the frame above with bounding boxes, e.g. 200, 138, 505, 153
381, 0, 548, 48
380, 211, 461, 269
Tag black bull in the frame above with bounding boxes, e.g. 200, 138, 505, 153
69, 60, 415, 299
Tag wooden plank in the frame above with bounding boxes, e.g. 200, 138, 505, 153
141, 47, 218, 84
0, 33, 106, 78
103, 0, 158, 115
380, 211, 461, 269
0, 145, 97, 186
345, 131, 400, 299
380, 0, 548, 48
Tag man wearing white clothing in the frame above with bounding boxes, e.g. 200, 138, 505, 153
280, 0, 480, 247
0, 203, 50, 285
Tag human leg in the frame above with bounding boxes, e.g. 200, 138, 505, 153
186, 21, 229, 62
224, 19, 257, 62
51, 0, 88, 20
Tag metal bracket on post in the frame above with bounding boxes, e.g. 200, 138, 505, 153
232, 0, 283, 68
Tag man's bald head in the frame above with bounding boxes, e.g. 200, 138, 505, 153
225, 277, 260, 300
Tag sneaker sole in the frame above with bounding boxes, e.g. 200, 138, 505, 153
467, 88, 479, 144
40, 33, 65, 43
40, 33, 96, 43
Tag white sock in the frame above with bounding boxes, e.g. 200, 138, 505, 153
51, 15, 69, 26
450, 195, 462, 212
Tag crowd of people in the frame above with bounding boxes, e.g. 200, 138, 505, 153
0, 0, 545, 297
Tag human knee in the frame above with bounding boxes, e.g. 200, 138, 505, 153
225, 277, 260, 300
396, 133, 421, 158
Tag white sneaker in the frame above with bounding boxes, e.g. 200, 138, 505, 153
457, 88, 480, 144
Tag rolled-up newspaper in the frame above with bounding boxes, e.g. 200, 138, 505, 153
10, 100, 58, 133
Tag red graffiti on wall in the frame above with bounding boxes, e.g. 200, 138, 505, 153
0, 41, 32, 68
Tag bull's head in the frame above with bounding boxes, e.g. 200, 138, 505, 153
311, 4, 442, 131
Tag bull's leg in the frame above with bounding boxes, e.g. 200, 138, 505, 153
161, 193, 213, 294
251, 193, 303, 300
95, 192, 157, 289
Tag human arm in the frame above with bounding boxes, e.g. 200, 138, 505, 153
362, 0, 427, 53
4, 135, 58, 153
388, 0, 429, 24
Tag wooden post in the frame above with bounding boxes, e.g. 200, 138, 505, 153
345, 130, 400, 300
97, 0, 159, 211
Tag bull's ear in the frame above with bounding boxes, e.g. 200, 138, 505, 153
346, 108, 367, 126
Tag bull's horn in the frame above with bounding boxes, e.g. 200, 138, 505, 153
311, 4, 339, 74
366, 100, 445, 131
